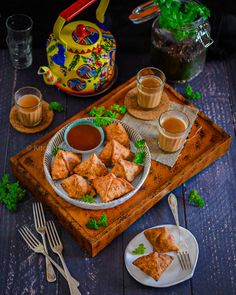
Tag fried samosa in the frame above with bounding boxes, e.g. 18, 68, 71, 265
92, 173, 134, 202
132, 252, 173, 281
51, 150, 82, 180
99, 139, 133, 166
61, 174, 95, 199
144, 227, 179, 253
104, 122, 130, 148
74, 153, 108, 181
111, 159, 143, 182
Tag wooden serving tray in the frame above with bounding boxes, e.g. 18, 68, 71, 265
10, 77, 231, 257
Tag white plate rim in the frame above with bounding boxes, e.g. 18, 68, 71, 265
124, 224, 199, 288
43, 117, 151, 210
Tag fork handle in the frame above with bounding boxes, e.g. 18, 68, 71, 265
168, 193, 180, 228
43, 252, 80, 288
41, 233, 56, 282
59, 253, 81, 295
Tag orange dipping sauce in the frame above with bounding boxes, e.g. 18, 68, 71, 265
66, 124, 102, 151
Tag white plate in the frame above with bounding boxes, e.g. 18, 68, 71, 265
43, 117, 151, 210
125, 224, 199, 288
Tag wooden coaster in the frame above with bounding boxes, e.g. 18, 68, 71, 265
10, 100, 54, 134
124, 87, 170, 121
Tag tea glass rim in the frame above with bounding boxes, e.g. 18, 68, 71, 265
6, 14, 33, 33
137, 67, 166, 90
158, 110, 190, 136
15, 86, 42, 110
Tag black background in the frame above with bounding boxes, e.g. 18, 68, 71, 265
0, 0, 236, 58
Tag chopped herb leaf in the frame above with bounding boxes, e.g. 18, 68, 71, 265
97, 213, 108, 227
52, 146, 64, 156
103, 109, 119, 118
188, 189, 205, 208
93, 117, 112, 127
89, 106, 105, 117
132, 243, 146, 255
0, 173, 26, 212
184, 85, 202, 100
81, 195, 95, 203
86, 213, 108, 230
111, 104, 127, 114
135, 139, 145, 149
133, 151, 145, 165
86, 219, 99, 230
48, 102, 64, 112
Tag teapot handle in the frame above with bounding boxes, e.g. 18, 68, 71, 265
53, 0, 97, 44
60, 0, 97, 22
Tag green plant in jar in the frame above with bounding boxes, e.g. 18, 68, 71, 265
151, 0, 213, 82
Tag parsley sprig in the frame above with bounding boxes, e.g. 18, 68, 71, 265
184, 85, 202, 100
188, 189, 205, 208
49, 102, 64, 112
111, 104, 127, 114
80, 195, 95, 203
132, 243, 147, 255
153, 0, 211, 41
86, 213, 108, 230
133, 139, 146, 165
0, 174, 26, 212
52, 146, 64, 156
88, 103, 127, 126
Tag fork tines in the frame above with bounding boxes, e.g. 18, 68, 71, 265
18, 225, 41, 250
177, 251, 192, 270
33, 202, 46, 229
46, 220, 62, 249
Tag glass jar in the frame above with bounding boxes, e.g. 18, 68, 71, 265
150, 4, 213, 83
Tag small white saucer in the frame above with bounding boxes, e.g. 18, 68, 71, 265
124, 224, 199, 288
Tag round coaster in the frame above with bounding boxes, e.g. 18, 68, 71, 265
124, 87, 170, 121
10, 100, 54, 134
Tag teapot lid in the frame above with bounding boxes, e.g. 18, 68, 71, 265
60, 20, 102, 53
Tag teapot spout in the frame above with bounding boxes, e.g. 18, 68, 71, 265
38, 66, 59, 85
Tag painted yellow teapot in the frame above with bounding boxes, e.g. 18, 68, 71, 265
38, 0, 116, 96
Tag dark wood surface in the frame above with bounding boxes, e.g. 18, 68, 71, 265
0, 47, 236, 295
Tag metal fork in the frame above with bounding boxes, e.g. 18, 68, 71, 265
46, 220, 80, 295
18, 225, 80, 289
168, 193, 192, 271
33, 202, 56, 282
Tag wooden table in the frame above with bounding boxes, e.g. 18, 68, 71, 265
0, 48, 235, 295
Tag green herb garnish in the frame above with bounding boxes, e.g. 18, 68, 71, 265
52, 146, 64, 156
103, 109, 119, 118
188, 189, 205, 208
97, 213, 108, 227
86, 219, 99, 230
132, 243, 147, 255
89, 106, 105, 117
0, 174, 26, 212
81, 195, 95, 203
48, 102, 64, 112
86, 213, 108, 230
135, 139, 145, 149
133, 151, 145, 165
111, 104, 127, 114
153, 0, 210, 41
93, 117, 112, 127
184, 85, 202, 100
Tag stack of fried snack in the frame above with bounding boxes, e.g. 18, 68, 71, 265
132, 227, 179, 281
51, 122, 144, 202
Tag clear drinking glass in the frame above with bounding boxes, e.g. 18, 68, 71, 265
6, 14, 33, 69
136, 67, 165, 110
158, 110, 190, 153
15, 86, 42, 127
